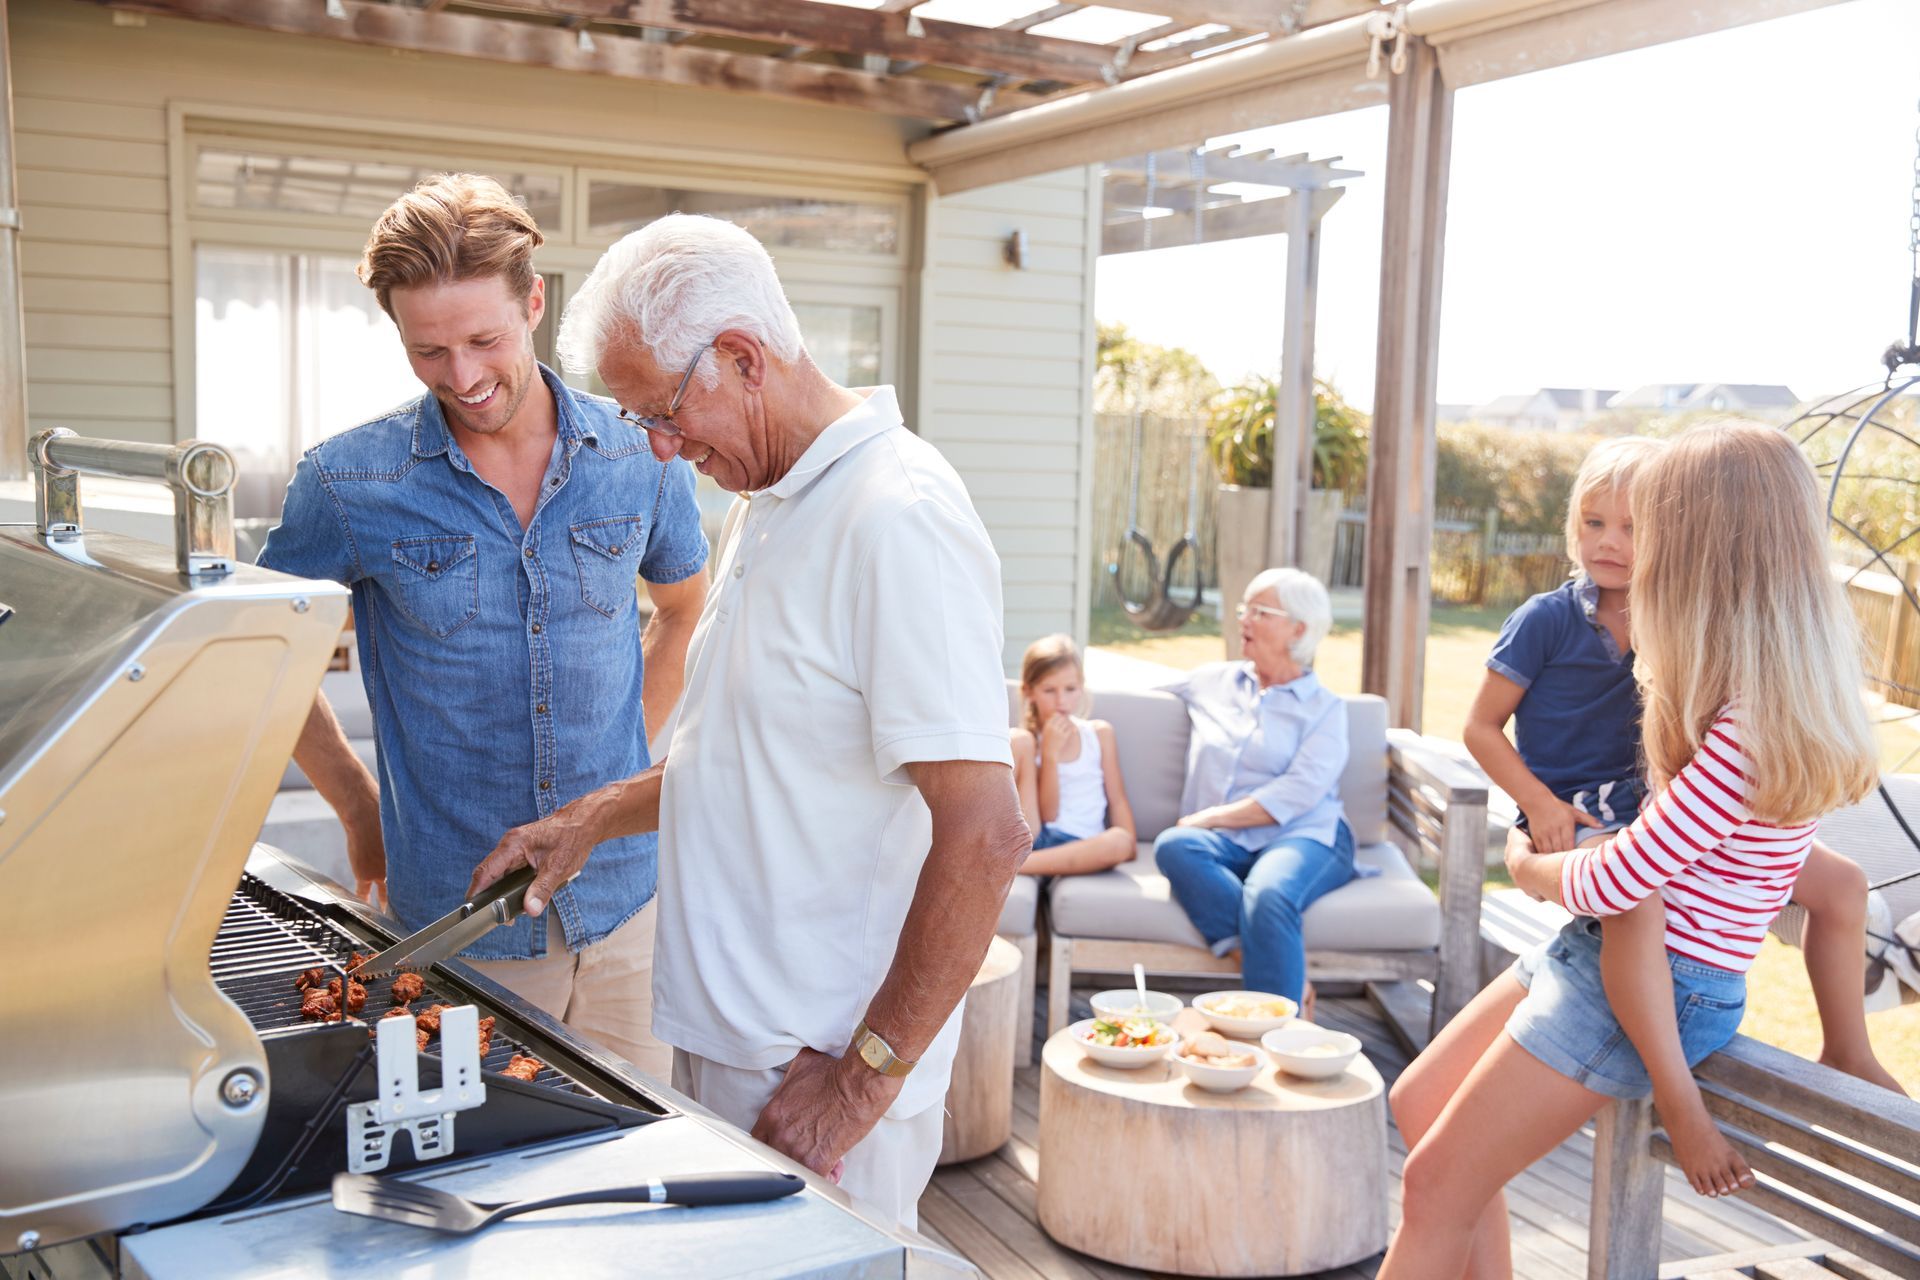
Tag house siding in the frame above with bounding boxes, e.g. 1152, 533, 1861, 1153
920, 168, 1099, 669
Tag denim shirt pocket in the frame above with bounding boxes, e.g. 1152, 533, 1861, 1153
389, 534, 479, 638
569, 515, 648, 618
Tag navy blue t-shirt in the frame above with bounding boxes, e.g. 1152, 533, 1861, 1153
1485, 576, 1640, 797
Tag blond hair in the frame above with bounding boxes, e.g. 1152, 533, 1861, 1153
1630, 420, 1877, 823
358, 173, 544, 317
1019, 634, 1085, 740
1565, 435, 1664, 563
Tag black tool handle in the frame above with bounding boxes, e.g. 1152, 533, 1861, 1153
468, 863, 540, 919
490, 1172, 804, 1222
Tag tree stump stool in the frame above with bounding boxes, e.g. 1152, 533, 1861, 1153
938, 935, 1023, 1165
1036, 1012, 1388, 1276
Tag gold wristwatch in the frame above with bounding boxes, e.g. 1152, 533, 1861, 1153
850, 1020, 916, 1078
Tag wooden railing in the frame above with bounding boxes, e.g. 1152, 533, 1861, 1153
1386, 728, 1488, 1033
1590, 1035, 1920, 1278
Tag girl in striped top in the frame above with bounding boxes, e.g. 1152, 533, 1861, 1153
1463, 437, 1901, 1209
1378, 423, 1881, 1280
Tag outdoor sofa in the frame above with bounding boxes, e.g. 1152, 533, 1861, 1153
1000, 680, 1489, 1053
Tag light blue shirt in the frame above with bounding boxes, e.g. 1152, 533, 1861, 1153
257, 364, 708, 958
1162, 661, 1349, 850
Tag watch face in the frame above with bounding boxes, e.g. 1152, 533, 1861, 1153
859, 1036, 888, 1069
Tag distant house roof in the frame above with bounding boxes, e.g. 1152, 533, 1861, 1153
1474, 393, 1543, 418
1697, 383, 1799, 408
1539, 388, 1620, 410
1607, 382, 1798, 411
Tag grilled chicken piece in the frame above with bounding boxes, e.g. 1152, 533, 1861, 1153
348, 951, 373, 972
294, 967, 327, 992
299, 990, 338, 1020
390, 972, 426, 1005
382, 1005, 412, 1019
416, 1027, 432, 1053
502, 1055, 541, 1082
343, 980, 367, 1015
415, 1004, 454, 1036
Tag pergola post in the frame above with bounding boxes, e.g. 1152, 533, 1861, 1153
1266, 181, 1321, 573
0, 0, 28, 482
1362, 36, 1452, 731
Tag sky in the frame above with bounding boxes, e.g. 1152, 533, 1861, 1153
1092, 0, 1920, 408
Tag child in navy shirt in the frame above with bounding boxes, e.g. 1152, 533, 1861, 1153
1463, 436, 1902, 1199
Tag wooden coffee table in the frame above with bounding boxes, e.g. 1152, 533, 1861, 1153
938, 935, 1023, 1165
1036, 1011, 1388, 1276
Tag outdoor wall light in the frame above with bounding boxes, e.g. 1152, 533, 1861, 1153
1004, 229, 1028, 271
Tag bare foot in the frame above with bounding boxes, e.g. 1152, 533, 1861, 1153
1662, 1106, 1753, 1197
1819, 1046, 1908, 1096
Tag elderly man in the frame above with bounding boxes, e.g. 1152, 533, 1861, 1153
467, 214, 1030, 1228
259, 175, 708, 1080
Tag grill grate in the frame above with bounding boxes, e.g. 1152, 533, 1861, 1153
214, 874, 584, 1094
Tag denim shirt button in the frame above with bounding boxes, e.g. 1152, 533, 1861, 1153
536, 702, 548, 714
523, 546, 534, 558
531, 622, 542, 634
539, 779, 552, 791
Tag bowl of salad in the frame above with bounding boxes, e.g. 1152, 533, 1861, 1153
1192, 990, 1298, 1038
1260, 1024, 1362, 1079
1069, 1015, 1180, 1069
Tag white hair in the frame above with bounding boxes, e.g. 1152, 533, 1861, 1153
1245, 567, 1333, 667
557, 214, 806, 388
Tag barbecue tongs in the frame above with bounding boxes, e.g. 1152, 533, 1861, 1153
350, 864, 570, 979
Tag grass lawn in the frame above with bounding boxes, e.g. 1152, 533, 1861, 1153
1093, 601, 1920, 1093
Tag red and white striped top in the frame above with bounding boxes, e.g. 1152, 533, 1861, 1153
1560, 712, 1814, 973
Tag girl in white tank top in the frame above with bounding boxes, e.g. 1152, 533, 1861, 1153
1012, 635, 1139, 877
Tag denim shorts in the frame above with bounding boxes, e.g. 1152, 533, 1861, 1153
1514, 776, 1646, 839
1506, 917, 1747, 1099
1033, 824, 1087, 850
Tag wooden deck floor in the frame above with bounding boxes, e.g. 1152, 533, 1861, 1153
915, 988, 1814, 1280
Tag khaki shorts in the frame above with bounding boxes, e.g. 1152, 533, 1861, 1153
465, 900, 670, 1081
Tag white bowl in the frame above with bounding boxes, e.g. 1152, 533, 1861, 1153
1174, 1042, 1267, 1093
1192, 989, 1298, 1038
1089, 988, 1185, 1022
1261, 1024, 1362, 1079
1068, 1017, 1181, 1069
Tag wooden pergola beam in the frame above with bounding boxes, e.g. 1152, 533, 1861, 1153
1099, 185, 1341, 254
471, 0, 1121, 84
1089, 0, 1375, 35
92, 0, 1046, 120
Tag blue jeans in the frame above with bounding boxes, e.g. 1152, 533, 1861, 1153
1153, 821, 1356, 1004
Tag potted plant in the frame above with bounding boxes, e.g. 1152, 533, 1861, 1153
1209, 377, 1367, 653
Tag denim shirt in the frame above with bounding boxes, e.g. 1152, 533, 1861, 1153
1485, 574, 1639, 798
258, 364, 708, 958
1163, 662, 1349, 850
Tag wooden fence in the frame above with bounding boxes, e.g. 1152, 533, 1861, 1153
1331, 505, 1570, 608
1834, 552, 1920, 712
1092, 413, 1220, 605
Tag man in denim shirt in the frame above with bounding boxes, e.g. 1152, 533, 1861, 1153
258, 176, 708, 1078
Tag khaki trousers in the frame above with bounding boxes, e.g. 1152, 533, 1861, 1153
671, 1048, 943, 1232
465, 900, 671, 1081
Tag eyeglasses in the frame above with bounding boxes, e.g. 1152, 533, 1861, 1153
616, 336, 718, 438
1235, 602, 1290, 624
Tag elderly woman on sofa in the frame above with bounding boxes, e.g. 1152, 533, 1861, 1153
1155, 568, 1355, 1010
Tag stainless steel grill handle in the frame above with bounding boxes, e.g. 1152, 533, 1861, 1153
30, 427, 238, 576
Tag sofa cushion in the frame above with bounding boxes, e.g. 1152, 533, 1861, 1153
1047, 839, 1440, 953
997, 872, 1039, 937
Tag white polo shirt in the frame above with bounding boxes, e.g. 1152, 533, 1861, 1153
653, 386, 1013, 1117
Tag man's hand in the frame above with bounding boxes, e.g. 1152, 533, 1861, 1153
344, 809, 387, 911
1520, 796, 1601, 854
466, 795, 609, 916
1039, 713, 1075, 763
750, 1047, 902, 1178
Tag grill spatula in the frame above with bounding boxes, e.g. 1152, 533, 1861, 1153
332, 1169, 805, 1233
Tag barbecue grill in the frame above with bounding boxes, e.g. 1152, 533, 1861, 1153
1, 432, 969, 1278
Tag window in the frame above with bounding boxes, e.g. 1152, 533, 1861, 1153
194, 247, 558, 517
794, 302, 883, 386
587, 180, 901, 256
196, 146, 564, 228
